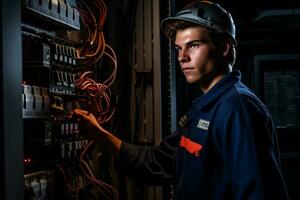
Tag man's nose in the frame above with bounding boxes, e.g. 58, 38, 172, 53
178, 49, 190, 63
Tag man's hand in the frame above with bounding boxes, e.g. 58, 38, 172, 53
68, 108, 121, 157
68, 109, 102, 142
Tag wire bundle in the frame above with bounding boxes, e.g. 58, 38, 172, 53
56, 164, 82, 196
79, 141, 119, 200
76, 0, 107, 63
73, 0, 119, 199
75, 68, 119, 199
75, 0, 118, 123
75, 44, 117, 121
75, 70, 114, 124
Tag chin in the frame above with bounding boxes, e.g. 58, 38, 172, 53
185, 75, 201, 84
186, 79, 195, 84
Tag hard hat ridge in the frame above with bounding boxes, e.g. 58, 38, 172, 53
161, 1, 237, 45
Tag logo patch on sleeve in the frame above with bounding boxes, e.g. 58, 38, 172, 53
197, 119, 210, 130
179, 135, 203, 157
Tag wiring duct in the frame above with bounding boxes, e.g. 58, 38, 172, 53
71, 0, 119, 199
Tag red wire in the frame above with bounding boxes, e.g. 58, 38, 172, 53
80, 141, 119, 200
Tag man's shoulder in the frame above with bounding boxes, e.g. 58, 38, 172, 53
219, 82, 269, 118
216, 82, 264, 114
217, 82, 248, 107
223, 81, 259, 103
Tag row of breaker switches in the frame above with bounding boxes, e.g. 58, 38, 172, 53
23, 84, 50, 118
50, 70, 76, 95
52, 122, 81, 140
24, 0, 80, 29
52, 43, 78, 66
23, 40, 78, 68
60, 139, 89, 158
24, 170, 55, 200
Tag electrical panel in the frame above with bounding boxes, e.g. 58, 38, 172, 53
22, 0, 119, 199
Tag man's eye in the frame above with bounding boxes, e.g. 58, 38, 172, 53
190, 43, 200, 49
175, 46, 181, 52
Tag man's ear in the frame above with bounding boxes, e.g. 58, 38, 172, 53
223, 42, 231, 57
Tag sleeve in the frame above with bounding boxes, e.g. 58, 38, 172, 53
214, 100, 289, 200
117, 130, 180, 186
215, 102, 264, 199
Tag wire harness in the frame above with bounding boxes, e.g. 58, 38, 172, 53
72, 0, 119, 199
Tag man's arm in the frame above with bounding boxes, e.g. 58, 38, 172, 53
70, 108, 180, 185
70, 109, 121, 158
214, 100, 289, 200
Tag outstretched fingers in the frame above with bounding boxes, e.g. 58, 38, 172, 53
67, 109, 90, 121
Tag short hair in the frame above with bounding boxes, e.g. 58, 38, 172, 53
163, 20, 236, 67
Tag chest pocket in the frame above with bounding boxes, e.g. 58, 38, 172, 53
179, 119, 209, 158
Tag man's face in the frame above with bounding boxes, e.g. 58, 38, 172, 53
175, 26, 217, 84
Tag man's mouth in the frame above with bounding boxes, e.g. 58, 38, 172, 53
182, 67, 194, 72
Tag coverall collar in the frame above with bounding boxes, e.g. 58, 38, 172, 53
187, 70, 241, 120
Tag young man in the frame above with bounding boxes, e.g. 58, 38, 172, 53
71, 1, 289, 199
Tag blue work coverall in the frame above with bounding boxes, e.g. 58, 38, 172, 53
119, 70, 289, 200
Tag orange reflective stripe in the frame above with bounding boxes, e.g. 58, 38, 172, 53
179, 135, 203, 157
